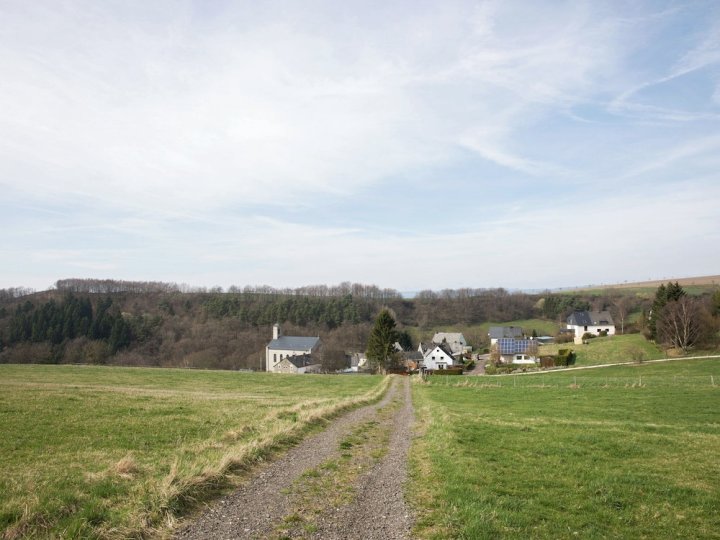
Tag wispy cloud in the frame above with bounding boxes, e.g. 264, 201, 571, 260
1, 1, 718, 290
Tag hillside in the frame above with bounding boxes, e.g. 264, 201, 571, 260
1, 278, 717, 370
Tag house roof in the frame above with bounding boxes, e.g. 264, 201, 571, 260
424, 342, 455, 359
497, 338, 534, 355
268, 335, 320, 351
566, 311, 614, 327
432, 332, 466, 344
286, 354, 315, 368
489, 326, 524, 339
401, 350, 423, 361
432, 332, 467, 353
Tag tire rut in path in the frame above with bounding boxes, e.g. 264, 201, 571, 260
310, 375, 415, 539
175, 376, 414, 540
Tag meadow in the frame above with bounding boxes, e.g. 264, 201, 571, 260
0, 365, 386, 539
539, 333, 665, 366
410, 359, 720, 539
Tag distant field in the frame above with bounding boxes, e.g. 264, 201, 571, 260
560, 275, 720, 297
0, 365, 385, 538
539, 333, 664, 366
410, 359, 720, 539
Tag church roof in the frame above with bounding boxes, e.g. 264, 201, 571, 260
268, 336, 320, 351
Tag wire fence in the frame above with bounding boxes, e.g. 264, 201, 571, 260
427, 374, 719, 389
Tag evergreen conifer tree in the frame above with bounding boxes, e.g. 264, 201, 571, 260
366, 309, 400, 373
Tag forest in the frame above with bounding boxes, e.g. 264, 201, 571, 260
1, 279, 717, 370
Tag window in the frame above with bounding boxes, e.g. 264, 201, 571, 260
438, 364, 445, 370
273, 354, 277, 362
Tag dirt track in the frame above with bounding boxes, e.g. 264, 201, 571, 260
175, 376, 415, 539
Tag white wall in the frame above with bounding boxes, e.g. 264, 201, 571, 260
266, 347, 314, 371
422, 346, 455, 370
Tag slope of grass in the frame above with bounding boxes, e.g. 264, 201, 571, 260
410, 359, 720, 539
0, 365, 386, 538
539, 333, 664, 366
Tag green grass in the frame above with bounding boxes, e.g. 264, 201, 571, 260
410, 359, 720, 539
539, 333, 664, 366
559, 285, 717, 298
0, 364, 385, 538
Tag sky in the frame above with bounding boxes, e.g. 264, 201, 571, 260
1, 0, 719, 293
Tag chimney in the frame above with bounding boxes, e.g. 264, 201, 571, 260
272, 323, 281, 340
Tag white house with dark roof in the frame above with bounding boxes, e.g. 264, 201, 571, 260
418, 342, 456, 371
566, 311, 615, 344
266, 324, 321, 372
431, 332, 469, 357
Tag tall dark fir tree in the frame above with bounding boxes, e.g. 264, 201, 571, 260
366, 309, 400, 373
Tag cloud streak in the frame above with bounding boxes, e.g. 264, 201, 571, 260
1, 1, 719, 290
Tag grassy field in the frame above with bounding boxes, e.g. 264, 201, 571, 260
410, 359, 720, 539
558, 275, 719, 297
0, 365, 386, 539
539, 333, 664, 366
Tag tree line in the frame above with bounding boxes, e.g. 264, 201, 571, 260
54, 278, 402, 299
2, 280, 717, 370
202, 294, 375, 328
3, 295, 160, 357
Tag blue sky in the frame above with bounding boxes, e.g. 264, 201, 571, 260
1, 0, 719, 292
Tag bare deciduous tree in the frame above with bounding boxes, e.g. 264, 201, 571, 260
657, 297, 703, 354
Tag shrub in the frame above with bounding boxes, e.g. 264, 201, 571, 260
582, 332, 596, 340
628, 346, 646, 364
484, 364, 497, 375
539, 356, 555, 368
554, 349, 576, 367
432, 367, 463, 376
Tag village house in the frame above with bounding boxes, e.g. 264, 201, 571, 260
272, 354, 322, 374
265, 323, 321, 373
431, 332, 470, 358
488, 326, 524, 345
495, 337, 538, 365
418, 342, 456, 371
566, 311, 615, 345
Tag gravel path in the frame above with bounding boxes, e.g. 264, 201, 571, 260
175, 376, 415, 540
310, 376, 414, 539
